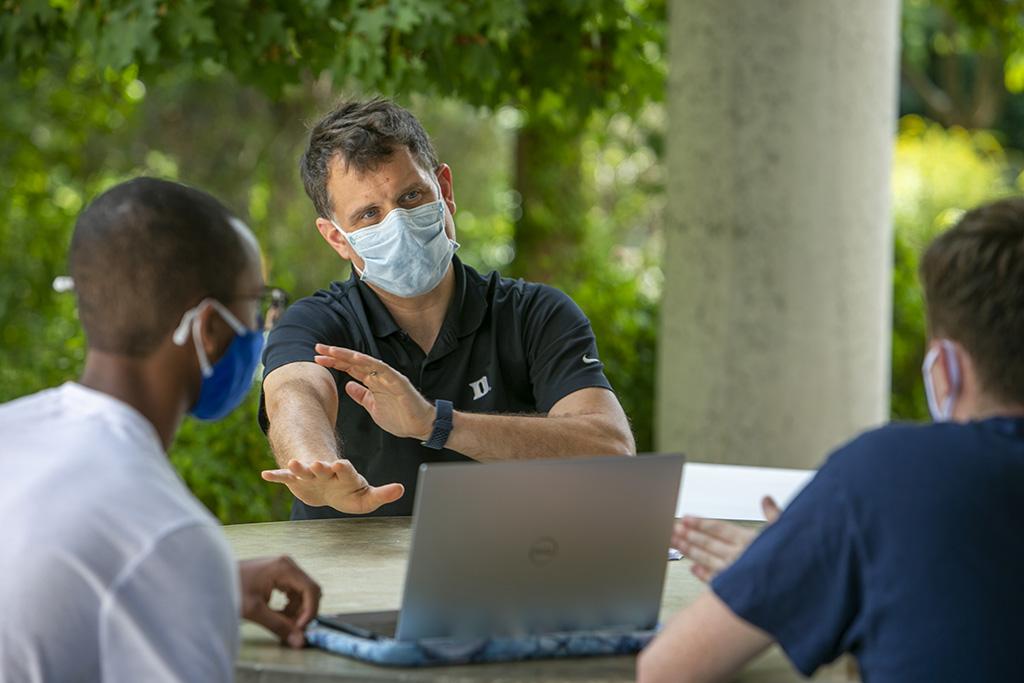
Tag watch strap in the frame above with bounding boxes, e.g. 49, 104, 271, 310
421, 399, 454, 450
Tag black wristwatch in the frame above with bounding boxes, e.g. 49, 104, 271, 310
421, 399, 454, 450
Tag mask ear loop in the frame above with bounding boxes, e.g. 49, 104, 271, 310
207, 299, 249, 335
941, 340, 962, 417
172, 304, 199, 347
331, 217, 368, 280
431, 173, 461, 253
173, 301, 214, 378
173, 298, 249, 379
432, 175, 445, 219
923, 347, 941, 421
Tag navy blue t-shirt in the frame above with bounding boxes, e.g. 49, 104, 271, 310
712, 418, 1024, 682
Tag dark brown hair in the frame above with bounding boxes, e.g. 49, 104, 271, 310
920, 197, 1024, 406
300, 98, 439, 219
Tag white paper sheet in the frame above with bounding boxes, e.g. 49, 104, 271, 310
676, 462, 815, 521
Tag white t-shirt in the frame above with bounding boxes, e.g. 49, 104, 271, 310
0, 383, 240, 682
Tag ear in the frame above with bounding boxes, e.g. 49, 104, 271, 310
316, 217, 355, 262
436, 163, 456, 216
947, 342, 981, 421
195, 304, 234, 366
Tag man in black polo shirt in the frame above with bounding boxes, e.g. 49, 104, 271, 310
259, 98, 635, 519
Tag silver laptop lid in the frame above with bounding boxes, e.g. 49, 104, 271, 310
395, 453, 685, 641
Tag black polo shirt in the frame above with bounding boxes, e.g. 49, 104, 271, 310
259, 256, 613, 518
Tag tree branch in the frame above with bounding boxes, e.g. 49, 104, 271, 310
900, 54, 955, 125
969, 48, 1006, 129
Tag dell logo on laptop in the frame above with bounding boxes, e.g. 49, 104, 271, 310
528, 537, 559, 566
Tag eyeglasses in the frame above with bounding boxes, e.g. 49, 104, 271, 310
53, 276, 291, 332
257, 286, 290, 331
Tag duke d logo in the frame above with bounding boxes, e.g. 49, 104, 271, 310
469, 375, 492, 400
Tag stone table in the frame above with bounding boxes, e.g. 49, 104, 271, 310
226, 518, 857, 682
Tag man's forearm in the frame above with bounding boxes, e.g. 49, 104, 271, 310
308, 346, 635, 462
266, 382, 339, 467
443, 411, 635, 462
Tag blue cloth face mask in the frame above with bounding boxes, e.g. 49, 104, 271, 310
922, 339, 961, 422
173, 299, 265, 421
332, 179, 459, 298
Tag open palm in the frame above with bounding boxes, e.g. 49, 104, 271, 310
261, 459, 404, 514
314, 343, 435, 440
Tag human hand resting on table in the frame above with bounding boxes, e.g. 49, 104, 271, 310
239, 556, 322, 649
671, 496, 781, 582
261, 458, 405, 514
311, 343, 436, 441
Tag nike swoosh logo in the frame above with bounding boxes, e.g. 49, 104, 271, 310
582, 354, 600, 365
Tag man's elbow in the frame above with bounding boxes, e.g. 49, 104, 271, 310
606, 421, 636, 456
579, 414, 634, 456
574, 415, 634, 456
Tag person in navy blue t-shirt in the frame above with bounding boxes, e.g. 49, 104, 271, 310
639, 197, 1024, 683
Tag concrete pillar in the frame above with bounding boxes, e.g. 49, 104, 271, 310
657, 0, 900, 468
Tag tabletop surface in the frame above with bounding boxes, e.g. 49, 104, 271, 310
225, 518, 856, 683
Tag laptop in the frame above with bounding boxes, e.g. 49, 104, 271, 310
317, 453, 685, 642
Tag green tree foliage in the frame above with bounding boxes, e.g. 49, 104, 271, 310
0, 62, 135, 397
3, 0, 666, 281
901, 0, 1024, 142
4, 0, 664, 112
0, 60, 296, 522
575, 110, 664, 450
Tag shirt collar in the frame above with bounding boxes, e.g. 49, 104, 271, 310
354, 271, 401, 338
354, 256, 488, 341
449, 256, 488, 339
62, 382, 165, 457
978, 415, 1024, 438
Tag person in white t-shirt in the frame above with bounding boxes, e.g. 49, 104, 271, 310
0, 178, 358, 682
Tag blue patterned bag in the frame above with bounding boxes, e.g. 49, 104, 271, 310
305, 621, 658, 667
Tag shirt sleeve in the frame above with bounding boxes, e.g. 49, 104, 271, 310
100, 523, 240, 683
259, 296, 352, 433
262, 297, 352, 379
710, 455, 864, 676
521, 284, 613, 413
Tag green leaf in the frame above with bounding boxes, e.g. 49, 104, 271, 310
94, 1, 161, 70
164, 0, 217, 50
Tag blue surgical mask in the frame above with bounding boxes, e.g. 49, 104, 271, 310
922, 339, 961, 422
332, 179, 458, 298
173, 299, 265, 421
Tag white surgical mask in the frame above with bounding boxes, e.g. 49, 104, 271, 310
332, 178, 458, 298
922, 339, 961, 422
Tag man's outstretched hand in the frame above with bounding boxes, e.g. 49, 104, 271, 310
238, 555, 321, 649
671, 496, 781, 582
261, 458, 405, 514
